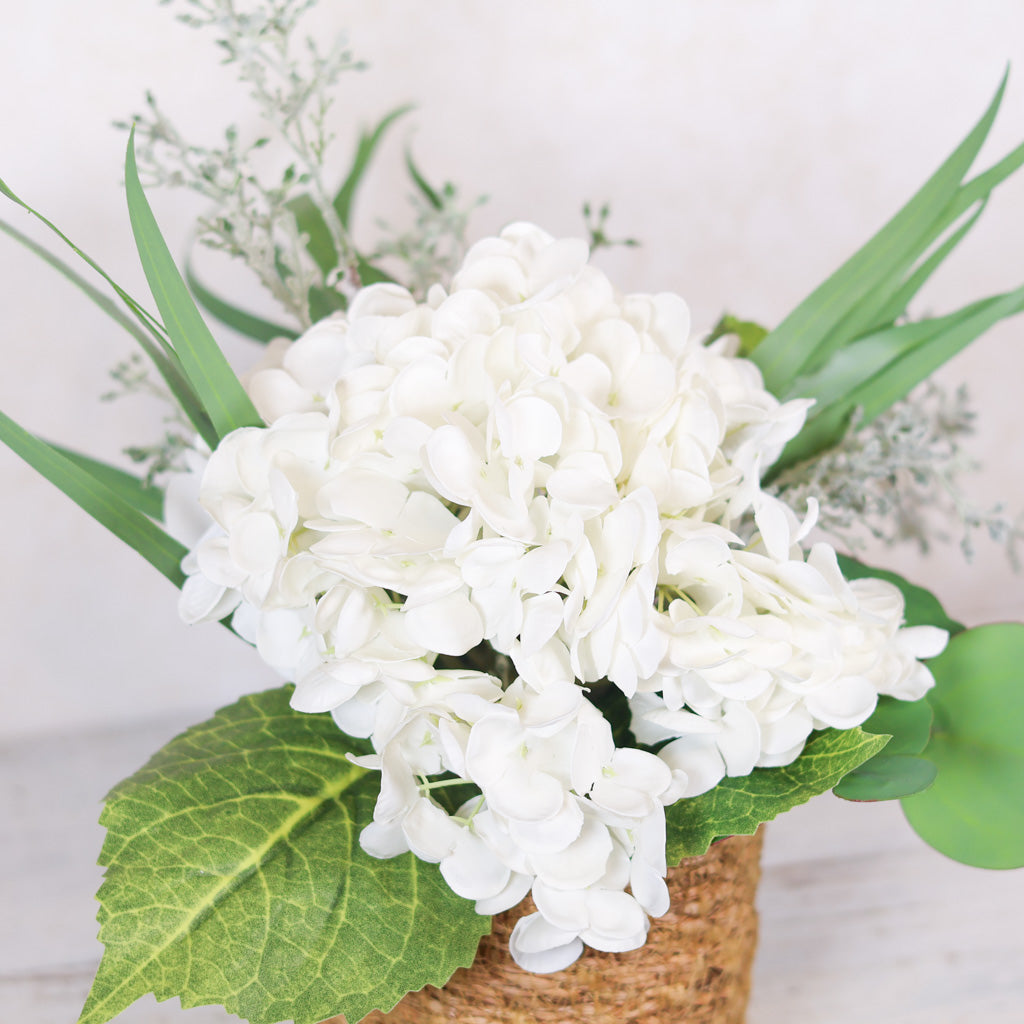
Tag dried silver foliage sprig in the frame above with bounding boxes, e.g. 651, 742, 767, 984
371, 178, 486, 299
120, 0, 365, 325
770, 381, 1023, 568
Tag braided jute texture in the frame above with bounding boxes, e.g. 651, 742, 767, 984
349, 829, 762, 1024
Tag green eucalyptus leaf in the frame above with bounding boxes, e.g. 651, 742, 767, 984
80, 686, 489, 1024
665, 727, 889, 862
0, 409, 184, 587
833, 754, 937, 801
835, 555, 965, 634
186, 263, 298, 344
859, 696, 934, 756
902, 624, 1024, 869
828, 561, 955, 803
125, 129, 262, 441
333, 105, 414, 230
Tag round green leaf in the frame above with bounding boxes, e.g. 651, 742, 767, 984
834, 753, 937, 801
861, 695, 934, 756
902, 624, 1024, 869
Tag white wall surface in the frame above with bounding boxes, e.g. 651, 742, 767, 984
2, 0, 1024, 739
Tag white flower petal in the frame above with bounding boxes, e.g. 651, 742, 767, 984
509, 914, 584, 974
359, 819, 410, 859
475, 871, 533, 916
403, 592, 484, 656
440, 830, 511, 900
531, 812, 612, 889
582, 890, 650, 946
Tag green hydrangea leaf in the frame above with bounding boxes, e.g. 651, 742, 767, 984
80, 686, 490, 1024
902, 623, 1024, 868
665, 727, 889, 862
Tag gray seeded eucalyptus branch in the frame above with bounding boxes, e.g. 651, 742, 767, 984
102, 354, 194, 483
121, 0, 365, 326
124, 0, 485, 325
372, 176, 487, 299
770, 381, 1023, 568
108, 0, 485, 476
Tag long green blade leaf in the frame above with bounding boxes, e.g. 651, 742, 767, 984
863, 135, 1024, 335
49, 442, 164, 521
355, 253, 399, 288
0, 176, 172, 349
125, 130, 262, 440
779, 315, 948, 405
333, 105, 413, 230
752, 73, 1009, 393
286, 193, 339, 278
308, 283, 347, 321
0, 217, 216, 447
185, 263, 298, 344
772, 287, 1024, 471
850, 285, 1024, 424
0, 408, 185, 587
861, 198, 988, 334
405, 149, 444, 211
2, 217, 157, 344
830, 135, 1024, 346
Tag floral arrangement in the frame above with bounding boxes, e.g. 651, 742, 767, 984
2, 4, 1023, 1022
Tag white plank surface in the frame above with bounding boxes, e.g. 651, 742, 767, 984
3, 717, 1022, 1023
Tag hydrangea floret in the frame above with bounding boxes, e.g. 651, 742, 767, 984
174, 223, 948, 971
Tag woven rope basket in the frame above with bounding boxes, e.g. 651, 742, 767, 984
344, 829, 762, 1024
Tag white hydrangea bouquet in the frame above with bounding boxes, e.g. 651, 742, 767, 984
2, 5, 1023, 1022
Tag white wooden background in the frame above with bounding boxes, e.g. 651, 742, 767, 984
2, 2, 1023, 1021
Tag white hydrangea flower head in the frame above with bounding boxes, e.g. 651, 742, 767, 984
177, 223, 946, 971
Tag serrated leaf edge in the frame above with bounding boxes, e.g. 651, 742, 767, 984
81, 762, 369, 1024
